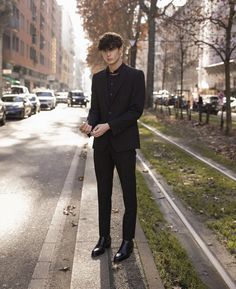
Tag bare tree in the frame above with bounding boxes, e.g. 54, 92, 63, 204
139, 0, 173, 108
181, 0, 236, 135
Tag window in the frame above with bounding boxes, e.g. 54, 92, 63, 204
40, 53, 45, 65
3, 34, 10, 50
30, 47, 37, 63
20, 13, 25, 30
40, 34, 45, 49
12, 35, 19, 52
20, 40, 25, 55
30, 24, 37, 44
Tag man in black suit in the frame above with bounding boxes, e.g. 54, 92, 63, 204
80, 32, 145, 263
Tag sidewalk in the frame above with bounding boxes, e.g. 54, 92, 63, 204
70, 143, 164, 289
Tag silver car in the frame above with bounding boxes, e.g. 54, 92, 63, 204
2, 94, 33, 119
0, 98, 6, 125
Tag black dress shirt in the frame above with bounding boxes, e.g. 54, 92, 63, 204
106, 63, 125, 106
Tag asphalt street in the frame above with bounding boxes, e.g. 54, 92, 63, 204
0, 104, 88, 289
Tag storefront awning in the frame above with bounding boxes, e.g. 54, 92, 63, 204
204, 60, 236, 74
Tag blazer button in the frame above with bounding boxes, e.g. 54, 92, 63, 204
108, 111, 112, 115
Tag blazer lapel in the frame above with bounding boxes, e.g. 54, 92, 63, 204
100, 70, 109, 108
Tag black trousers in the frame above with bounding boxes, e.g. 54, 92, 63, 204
94, 145, 137, 241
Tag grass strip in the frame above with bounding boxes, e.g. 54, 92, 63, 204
140, 113, 236, 172
139, 126, 236, 256
137, 170, 208, 289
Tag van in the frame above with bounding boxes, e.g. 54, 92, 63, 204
11, 85, 30, 94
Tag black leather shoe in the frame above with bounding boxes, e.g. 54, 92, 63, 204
91, 236, 111, 258
113, 240, 134, 263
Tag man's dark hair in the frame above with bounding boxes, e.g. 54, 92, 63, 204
98, 32, 124, 51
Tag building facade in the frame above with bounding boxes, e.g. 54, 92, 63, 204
60, 8, 75, 91
2, 0, 73, 92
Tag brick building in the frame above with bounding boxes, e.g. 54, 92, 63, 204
2, 0, 64, 91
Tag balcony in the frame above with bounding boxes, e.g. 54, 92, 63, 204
9, 17, 20, 32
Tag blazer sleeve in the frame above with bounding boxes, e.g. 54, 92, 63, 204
87, 75, 100, 127
108, 70, 145, 136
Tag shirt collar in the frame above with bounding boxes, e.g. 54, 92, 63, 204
106, 63, 125, 76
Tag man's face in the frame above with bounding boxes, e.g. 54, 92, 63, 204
101, 47, 122, 66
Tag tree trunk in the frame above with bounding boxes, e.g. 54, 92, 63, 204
224, 60, 232, 135
145, 13, 156, 108
162, 49, 167, 90
130, 9, 141, 69
180, 43, 184, 119
0, 29, 3, 98
130, 44, 137, 68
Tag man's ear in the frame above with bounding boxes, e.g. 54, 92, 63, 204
119, 46, 123, 57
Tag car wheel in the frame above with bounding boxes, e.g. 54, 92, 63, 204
20, 109, 25, 119
0, 112, 6, 126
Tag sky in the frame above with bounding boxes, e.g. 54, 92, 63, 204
57, 0, 91, 93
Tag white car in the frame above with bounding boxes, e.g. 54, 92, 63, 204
35, 89, 56, 110
230, 98, 236, 112
55, 91, 68, 104
11, 85, 30, 94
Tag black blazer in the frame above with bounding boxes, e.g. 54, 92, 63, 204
87, 63, 145, 152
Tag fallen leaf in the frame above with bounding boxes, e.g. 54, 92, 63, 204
71, 221, 78, 227
112, 263, 122, 270
59, 266, 70, 272
63, 205, 76, 216
112, 208, 119, 213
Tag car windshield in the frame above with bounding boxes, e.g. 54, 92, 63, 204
2, 96, 23, 102
11, 87, 24, 94
71, 92, 84, 96
36, 92, 53, 97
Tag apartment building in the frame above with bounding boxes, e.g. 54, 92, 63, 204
2, 0, 63, 91
60, 8, 75, 91
145, 0, 236, 99
197, 0, 236, 94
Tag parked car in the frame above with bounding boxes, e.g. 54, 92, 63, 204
2, 94, 33, 119
55, 91, 68, 104
230, 98, 236, 112
10, 85, 30, 94
222, 97, 236, 112
0, 98, 6, 126
67, 90, 89, 107
28, 93, 40, 114
35, 89, 56, 110
202, 95, 220, 114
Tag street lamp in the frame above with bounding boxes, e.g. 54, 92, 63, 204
129, 39, 137, 68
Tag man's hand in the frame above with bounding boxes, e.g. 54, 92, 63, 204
91, 123, 110, 138
80, 122, 92, 135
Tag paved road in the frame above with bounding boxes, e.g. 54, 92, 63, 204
0, 104, 88, 289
